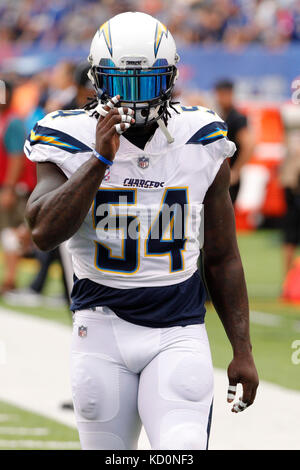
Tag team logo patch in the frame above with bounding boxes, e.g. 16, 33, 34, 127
78, 326, 87, 338
137, 156, 149, 169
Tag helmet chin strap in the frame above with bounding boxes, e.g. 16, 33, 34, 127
153, 107, 175, 144
157, 118, 175, 144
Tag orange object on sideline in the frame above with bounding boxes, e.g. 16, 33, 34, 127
261, 164, 286, 217
234, 208, 256, 231
282, 258, 300, 303
11, 80, 40, 119
234, 103, 286, 230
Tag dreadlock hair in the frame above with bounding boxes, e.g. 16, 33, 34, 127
83, 96, 99, 118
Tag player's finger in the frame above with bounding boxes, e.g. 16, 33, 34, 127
103, 95, 120, 114
250, 383, 258, 405
118, 107, 134, 117
227, 383, 237, 403
103, 122, 131, 137
231, 379, 255, 413
97, 105, 109, 118
232, 398, 248, 413
115, 122, 132, 135
107, 95, 120, 107
97, 99, 133, 124
103, 113, 134, 133
97, 95, 120, 120
243, 380, 258, 408
241, 381, 255, 406
101, 95, 120, 111
120, 114, 134, 123
98, 109, 121, 132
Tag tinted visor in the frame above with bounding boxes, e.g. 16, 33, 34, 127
94, 59, 175, 102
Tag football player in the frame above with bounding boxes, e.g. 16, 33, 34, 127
24, 12, 259, 450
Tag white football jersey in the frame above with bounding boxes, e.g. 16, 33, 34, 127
24, 105, 235, 289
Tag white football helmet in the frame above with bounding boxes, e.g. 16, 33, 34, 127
88, 12, 179, 126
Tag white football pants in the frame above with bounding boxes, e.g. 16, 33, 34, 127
71, 308, 214, 450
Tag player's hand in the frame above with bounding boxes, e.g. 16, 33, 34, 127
95, 95, 135, 162
227, 353, 259, 413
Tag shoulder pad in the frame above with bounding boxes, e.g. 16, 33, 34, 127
24, 109, 94, 169
168, 105, 236, 160
28, 109, 92, 154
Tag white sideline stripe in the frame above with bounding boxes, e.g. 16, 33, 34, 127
293, 321, 300, 332
251, 310, 300, 332
0, 427, 49, 436
1, 306, 300, 449
0, 414, 18, 423
0, 439, 80, 449
0, 306, 76, 429
250, 310, 282, 327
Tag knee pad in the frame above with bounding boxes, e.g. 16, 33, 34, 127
159, 353, 213, 403
71, 352, 119, 422
160, 419, 207, 450
73, 378, 99, 421
79, 429, 126, 450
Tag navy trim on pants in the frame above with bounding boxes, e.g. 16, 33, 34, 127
206, 400, 214, 450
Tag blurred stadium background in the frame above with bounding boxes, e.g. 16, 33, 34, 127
0, 0, 300, 450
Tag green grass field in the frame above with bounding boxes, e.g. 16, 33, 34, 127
0, 229, 299, 449
0, 401, 79, 450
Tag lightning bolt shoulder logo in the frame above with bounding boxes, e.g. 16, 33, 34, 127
154, 21, 168, 57
99, 21, 113, 56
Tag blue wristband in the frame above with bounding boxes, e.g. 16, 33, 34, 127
93, 150, 113, 167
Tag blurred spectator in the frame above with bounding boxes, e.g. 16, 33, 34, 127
0, 80, 27, 293
0, 0, 300, 48
280, 102, 300, 275
64, 61, 96, 109
214, 79, 254, 203
45, 61, 76, 113
4, 247, 72, 308
11, 74, 42, 120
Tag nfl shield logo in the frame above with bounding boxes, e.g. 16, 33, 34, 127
137, 156, 149, 169
78, 325, 87, 338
